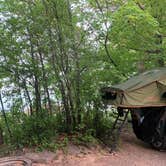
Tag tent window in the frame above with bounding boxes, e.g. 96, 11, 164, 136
162, 92, 166, 98
102, 92, 117, 100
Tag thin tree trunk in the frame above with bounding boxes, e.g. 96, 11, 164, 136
137, 61, 145, 73
0, 92, 12, 140
34, 75, 42, 114
38, 48, 52, 115
27, 28, 42, 114
23, 79, 33, 115
0, 126, 3, 145
156, 34, 164, 67
48, 26, 72, 132
66, 0, 82, 124
26, 2, 42, 115
42, 0, 73, 132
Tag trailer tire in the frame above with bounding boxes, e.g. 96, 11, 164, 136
151, 136, 166, 150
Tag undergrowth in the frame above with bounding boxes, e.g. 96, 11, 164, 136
0, 108, 114, 153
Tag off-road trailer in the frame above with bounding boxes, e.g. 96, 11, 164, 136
101, 68, 166, 150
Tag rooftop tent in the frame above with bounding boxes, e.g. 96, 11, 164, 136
102, 67, 166, 108
102, 68, 166, 150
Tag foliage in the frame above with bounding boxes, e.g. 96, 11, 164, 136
1, 110, 57, 147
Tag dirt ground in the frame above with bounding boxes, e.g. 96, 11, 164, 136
24, 129, 166, 166
0, 129, 166, 166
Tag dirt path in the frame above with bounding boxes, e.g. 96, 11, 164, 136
26, 129, 166, 166
0, 129, 165, 166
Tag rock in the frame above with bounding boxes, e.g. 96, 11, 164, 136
24, 151, 56, 164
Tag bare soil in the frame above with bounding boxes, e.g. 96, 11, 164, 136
0, 128, 165, 166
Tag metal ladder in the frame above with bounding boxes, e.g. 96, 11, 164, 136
109, 109, 130, 152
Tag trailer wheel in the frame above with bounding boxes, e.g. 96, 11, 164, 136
151, 137, 166, 150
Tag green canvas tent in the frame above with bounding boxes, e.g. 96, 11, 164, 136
102, 67, 166, 108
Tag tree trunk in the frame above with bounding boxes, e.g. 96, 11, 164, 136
23, 79, 33, 115
38, 48, 52, 115
137, 61, 145, 73
66, 0, 82, 124
0, 92, 12, 140
0, 126, 3, 145
27, 28, 42, 114
34, 75, 42, 114
43, 0, 73, 132
156, 34, 165, 67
